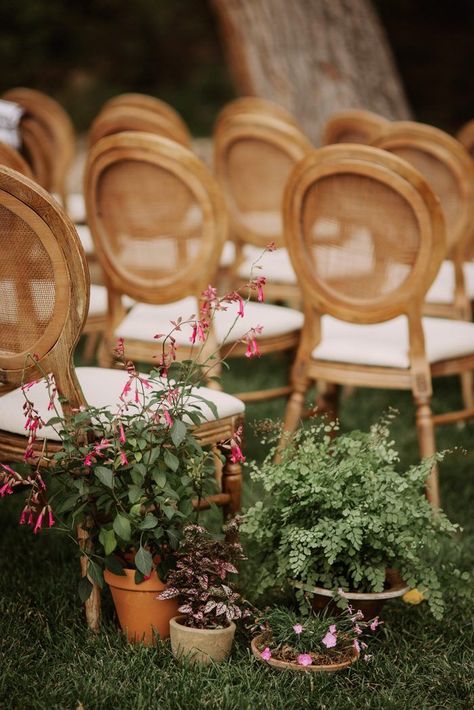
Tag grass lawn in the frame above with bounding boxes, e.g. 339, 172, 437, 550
0, 351, 473, 709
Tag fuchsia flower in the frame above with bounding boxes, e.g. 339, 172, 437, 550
322, 624, 338, 648
120, 450, 129, 466
245, 337, 260, 359
47, 507, 55, 528
230, 444, 245, 464
266, 241, 276, 252
255, 276, 266, 302
237, 295, 245, 318
162, 409, 173, 427
0, 481, 13, 497
33, 510, 44, 534
370, 617, 380, 631
293, 624, 304, 635
353, 639, 361, 653
83, 453, 94, 467
261, 647, 272, 661
119, 422, 126, 444
297, 654, 313, 667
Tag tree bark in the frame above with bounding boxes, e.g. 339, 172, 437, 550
211, 0, 411, 144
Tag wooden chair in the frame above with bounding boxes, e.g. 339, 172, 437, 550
322, 109, 389, 146
213, 105, 312, 306
0, 164, 245, 629
282, 144, 474, 509
0, 142, 32, 177
215, 96, 301, 132
89, 105, 191, 148
457, 120, 474, 158
100, 93, 191, 144
372, 123, 474, 330
85, 131, 303, 402
2, 88, 75, 206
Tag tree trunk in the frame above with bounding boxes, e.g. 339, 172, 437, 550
211, 0, 411, 144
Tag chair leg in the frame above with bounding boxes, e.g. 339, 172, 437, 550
97, 340, 114, 368
316, 382, 340, 422
414, 393, 440, 509
82, 332, 100, 363
221, 453, 242, 518
461, 371, 474, 410
283, 379, 308, 438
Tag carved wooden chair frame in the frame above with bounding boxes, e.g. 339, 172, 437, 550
100, 93, 191, 144
89, 105, 191, 148
321, 109, 389, 146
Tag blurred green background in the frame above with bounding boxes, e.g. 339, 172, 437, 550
0, 0, 472, 135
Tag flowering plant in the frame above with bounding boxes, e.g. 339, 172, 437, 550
157, 519, 250, 629
0, 252, 273, 600
242, 414, 462, 619
253, 606, 378, 667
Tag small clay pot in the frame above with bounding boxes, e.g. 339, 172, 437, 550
104, 568, 179, 645
251, 635, 358, 672
169, 615, 236, 665
293, 569, 409, 619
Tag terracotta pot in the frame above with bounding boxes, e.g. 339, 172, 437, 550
293, 569, 409, 619
104, 568, 179, 645
251, 634, 358, 672
169, 615, 236, 665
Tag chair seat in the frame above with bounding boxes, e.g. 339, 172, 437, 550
237, 246, 297, 284
67, 192, 87, 224
0, 367, 245, 442
76, 224, 94, 255
426, 260, 474, 304
220, 240, 236, 268
115, 297, 304, 345
312, 315, 474, 369
88, 285, 135, 318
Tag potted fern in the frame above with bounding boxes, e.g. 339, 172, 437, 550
158, 520, 250, 664
242, 415, 461, 619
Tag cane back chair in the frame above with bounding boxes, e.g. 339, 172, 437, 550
457, 120, 474, 159
322, 109, 389, 146
85, 131, 303, 402
372, 122, 474, 322
2, 88, 75, 207
89, 104, 191, 149
282, 145, 474, 509
0, 165, 245, 628
100, 93, 191, 144
213, 105, 312, 306
0, 142, 33, 177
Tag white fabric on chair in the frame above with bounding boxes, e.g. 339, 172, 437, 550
67, 193, 87, 224
426, 260, 474, 304
312, 315, 474, 369
0, 99, 23, 148
88, 285, 134, 318
220, 240, 236, 268
76, 224, 94, 255
0, 367, 245, 442
115, 297, 304, 345
237, 246, 297, 284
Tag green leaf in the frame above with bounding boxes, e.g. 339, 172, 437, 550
87, 559, 104, 589
94, 466, 114, 489
113, 513, 131, 541
152, 470, 166, 488
99, 528, 117, 556
104, 555, 126, 576
171, 420, 187, 447
135, 546, 153, 576
128, 485, 142, 504
78, 575, 93, 602
162, 504, 176, 520
164, 450, 179, 472
138, 514, 158, 530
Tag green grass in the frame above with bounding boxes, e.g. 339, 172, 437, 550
0, 351, 473, 709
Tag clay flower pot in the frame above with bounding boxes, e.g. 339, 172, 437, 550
293, 569, 409, 618
104, 568, 179, 645
251, 635, 358, 672
169, 615, 236, 665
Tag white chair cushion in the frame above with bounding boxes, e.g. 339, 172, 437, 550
220, 240, 236, 268
67, 193, 87, 224
0, 367, 245, 442
237, 247, 297, 284
76, 224, 94, 255
312, 315, 474, 369
88, 285, 135, 318
115, 297, 304, 345
426, 260, 474, 304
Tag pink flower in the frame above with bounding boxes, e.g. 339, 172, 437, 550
0, 463, 16, 476
84, 453, 94, 467
163, 409, 173, 427
293, 624, 304, 635
230, 444, 246, 464
19, 506, 29, 525
370, 617, 380, 631
244, 337, 260, 359
0, 482, 13, 497
255, 276, 266, 302
260, 647, 272, 661
33, 511, 44, 534
120, 450, 129, 466
353, 639, 360, 653
189, 323, 198, 344
297, 654, 313, 667
266, 241, 276, 252
47, 508, 55, 528
237, 295, 245, 318
322, 628, 337, 648
354, 624, 362, 635
119, 422, 126, 444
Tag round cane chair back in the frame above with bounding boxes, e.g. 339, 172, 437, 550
89, 105, 191, 148
2, 88, 75, 201
0, 166, 89, 399
101, 93, 190, 143
0, 142, 33, 178
284, 145, 445, 324
322, 109, 389, 146
85, 131, 227, 305
457, 120, 474, 158
215, 97, 300, 133
214, 110, 312, 249
372, 122, 474, 260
